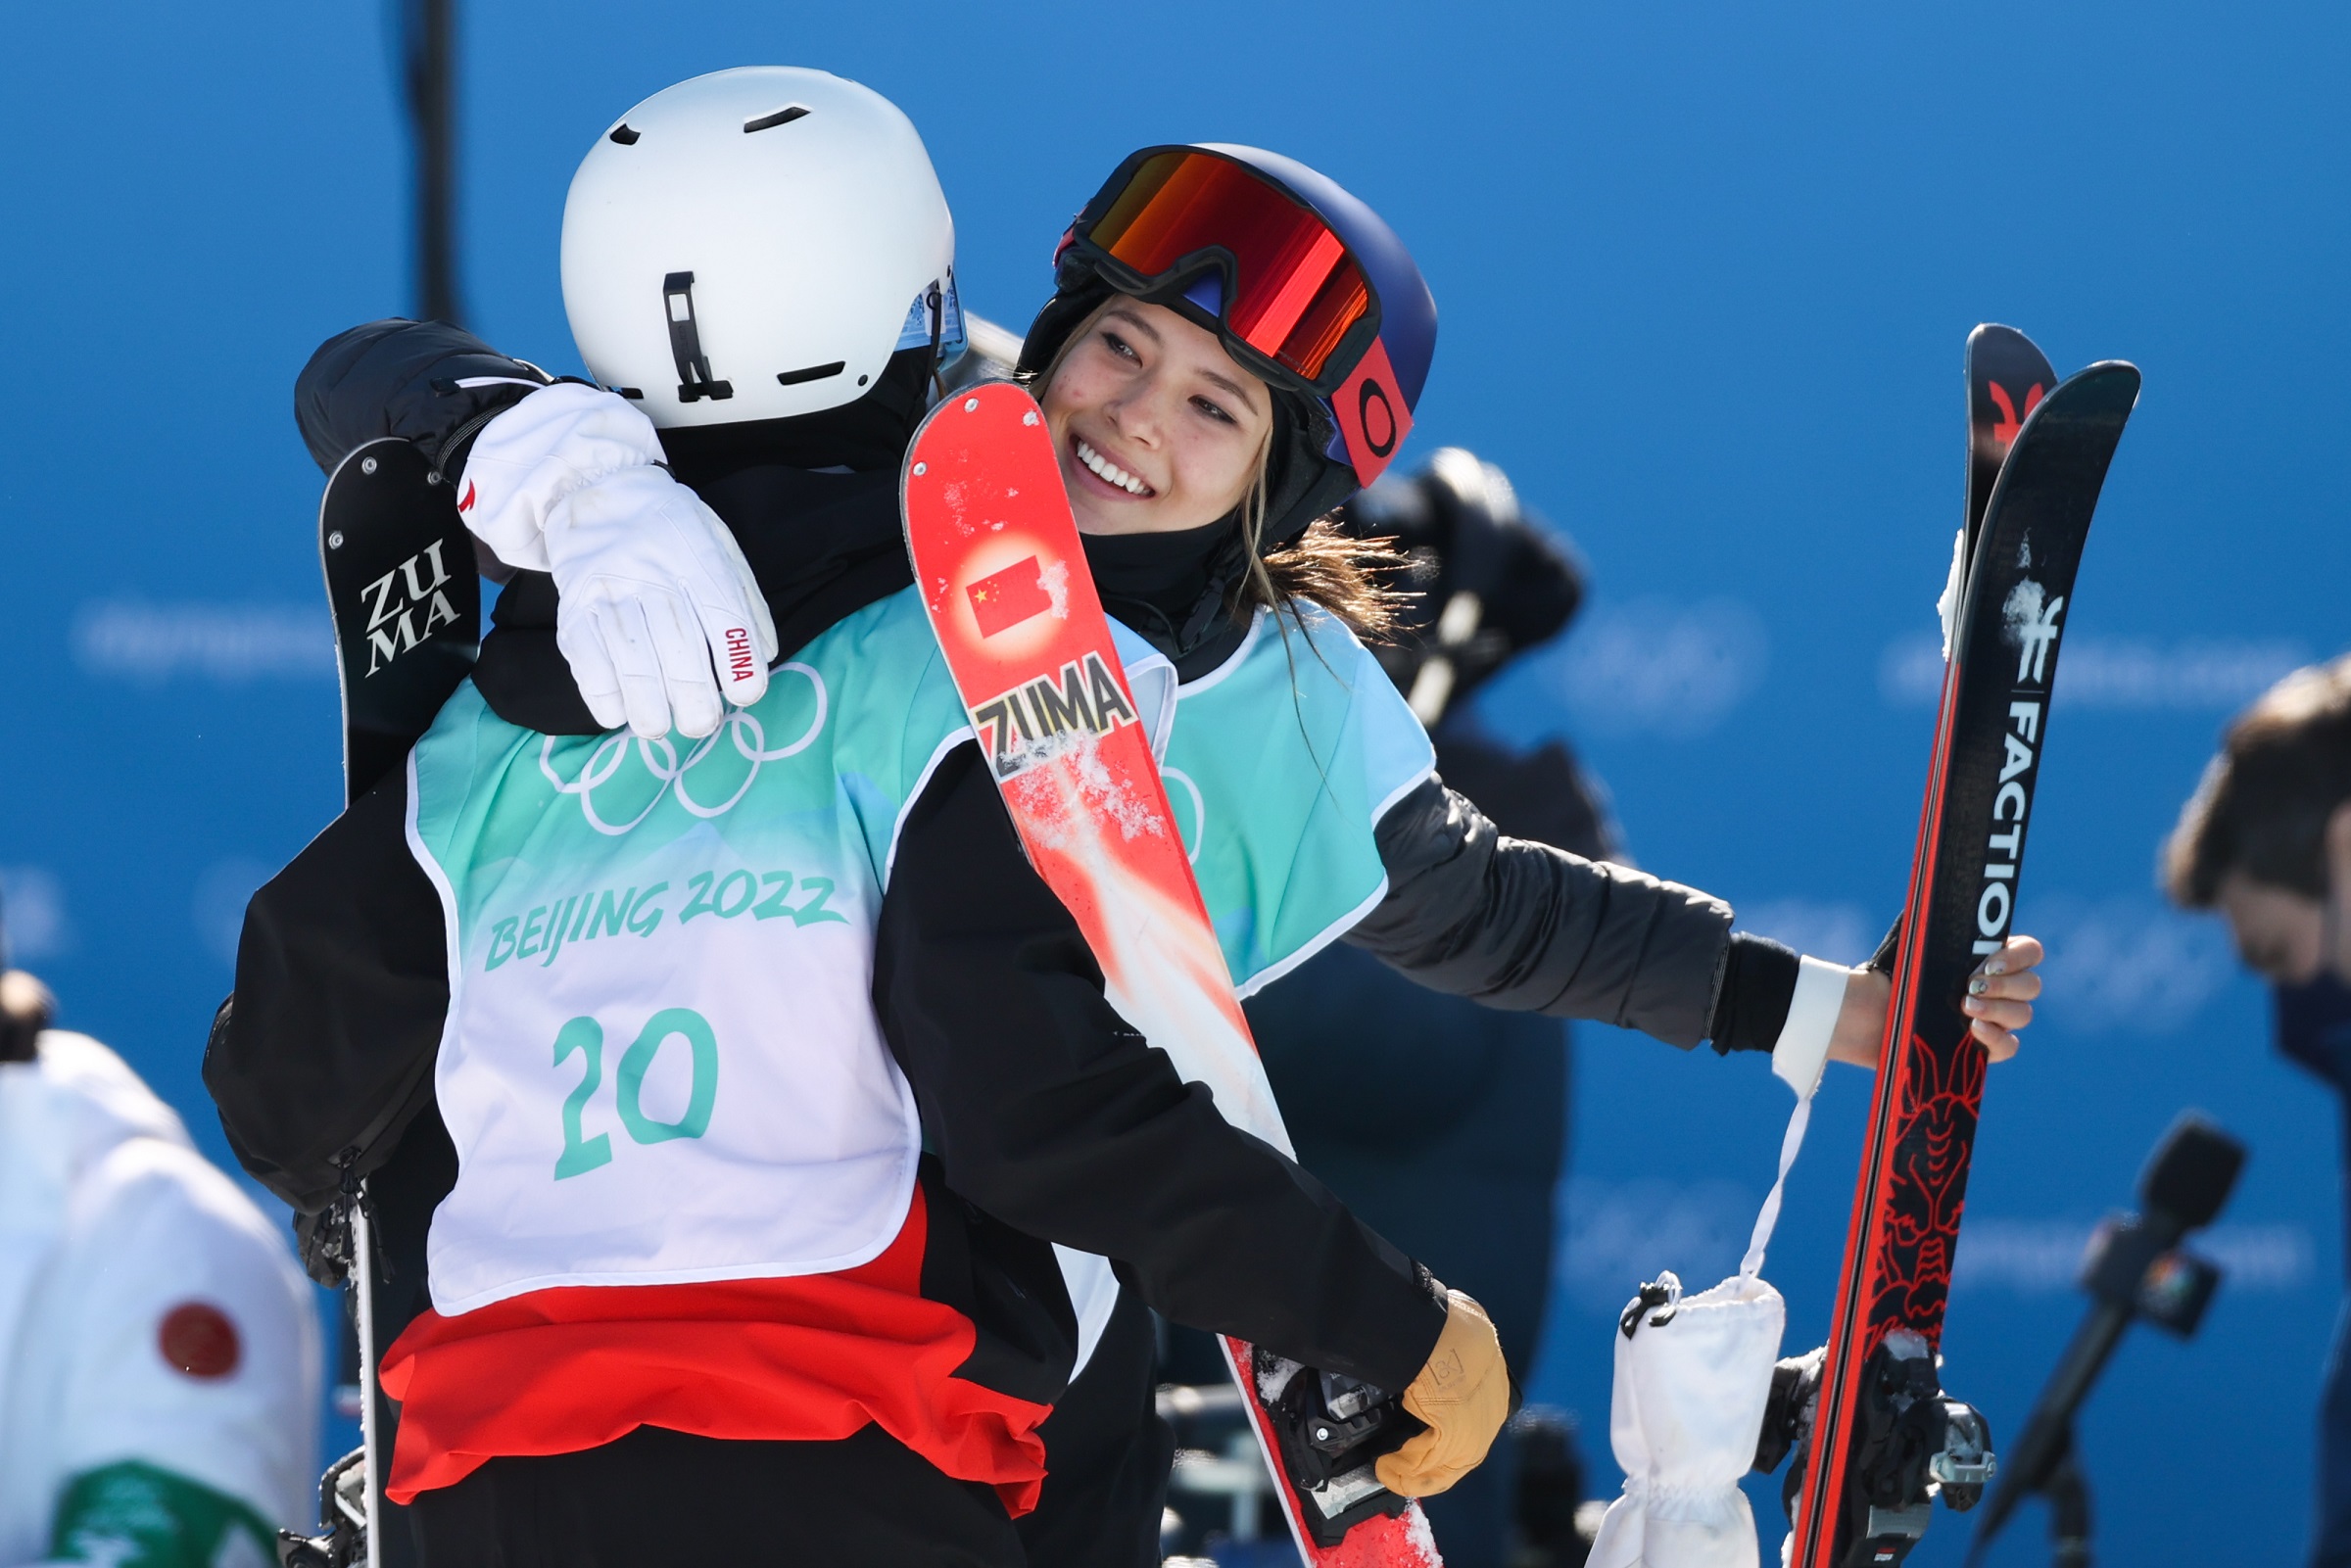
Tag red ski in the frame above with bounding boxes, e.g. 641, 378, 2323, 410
903, 382, 1442, 1568
1790, 358, 2139, 1567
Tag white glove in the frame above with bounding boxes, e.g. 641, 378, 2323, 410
457, 383, 777, 737
1588, 1271, 1785, 1568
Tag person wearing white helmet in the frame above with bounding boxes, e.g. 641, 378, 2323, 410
213, 68, 1491, 1566
0, 949, 317, 1568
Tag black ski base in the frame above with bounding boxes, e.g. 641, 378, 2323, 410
320, 437, 481, 806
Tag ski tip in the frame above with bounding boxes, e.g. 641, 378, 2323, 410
900, 382, 1050, 474
2061, 358, 2143, 414
943, 379, 1042, 420
900, 382, 1052, 548
2011, 358, 2140, 435
1964, 323, 2058, 392
1966, 321, 2052, 361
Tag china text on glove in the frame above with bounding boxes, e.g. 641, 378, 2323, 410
1375, 1288, 1512, 1497
456, 382, 777, 738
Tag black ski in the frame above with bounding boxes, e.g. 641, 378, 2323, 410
285, 435, 482, 1568
318, 437, 481, 805
1791, 360, 2140, 1568
1964, 325, 2057, 567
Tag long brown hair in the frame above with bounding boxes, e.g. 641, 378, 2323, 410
1032, 298, 1406, 642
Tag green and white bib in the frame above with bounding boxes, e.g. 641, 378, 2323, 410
1159, 605, 1437, 996
406, 591, 972, 1314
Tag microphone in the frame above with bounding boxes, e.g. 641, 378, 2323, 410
1965, 1113, 2246, 1564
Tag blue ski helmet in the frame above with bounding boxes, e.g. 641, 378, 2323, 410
1019, 144, 1437, 549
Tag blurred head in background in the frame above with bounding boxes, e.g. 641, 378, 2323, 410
0, 888, 53, 1063
2165, 652, 2351, 984
1333, 447, 1586, 729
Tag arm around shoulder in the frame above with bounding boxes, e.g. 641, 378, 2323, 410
1347, 776, 1734, 1046
204, 768, 450, 1217
295, 317, 552, 476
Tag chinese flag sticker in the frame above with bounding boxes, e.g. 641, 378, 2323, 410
967, 556, 1053, 638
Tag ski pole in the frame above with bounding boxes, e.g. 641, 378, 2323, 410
353, 1185, 382, 1568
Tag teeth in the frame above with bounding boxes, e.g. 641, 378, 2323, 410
1077, 439, 1149, 497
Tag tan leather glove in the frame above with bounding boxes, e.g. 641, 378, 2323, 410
1375, 1288, 1511, 1497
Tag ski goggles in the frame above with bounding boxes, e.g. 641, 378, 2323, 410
1061, 147, 1381, 396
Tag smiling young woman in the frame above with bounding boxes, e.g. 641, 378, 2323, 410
1010, 142, 2035, 1072
1040, 298, 1272, 530
1034, 294, 1402, 642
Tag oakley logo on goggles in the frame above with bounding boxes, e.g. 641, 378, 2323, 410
1070, 148, 1411, 484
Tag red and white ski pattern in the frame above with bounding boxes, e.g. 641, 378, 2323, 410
904, 383, 1441, 1568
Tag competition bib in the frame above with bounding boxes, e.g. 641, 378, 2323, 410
407, 593, 971, 1313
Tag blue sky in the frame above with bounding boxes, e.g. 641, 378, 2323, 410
1, 3, 2345, 1559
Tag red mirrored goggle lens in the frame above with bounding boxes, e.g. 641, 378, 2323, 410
1088, 150, 1372, 383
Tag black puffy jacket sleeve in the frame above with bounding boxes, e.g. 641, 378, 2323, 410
877, 744, 1448, 1393
295, 318, 553, 477
204, 770, 449, 1215
1348, 777, 1799, 1052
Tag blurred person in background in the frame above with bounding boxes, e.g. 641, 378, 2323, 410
0, 903, 317, 1567
2164, 651, 2351, 1567
1240, 448, 1607, 1568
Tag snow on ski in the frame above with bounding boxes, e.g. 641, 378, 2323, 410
319, 436, 481, 806
1790, 360, 2140, 1568
903, 381, 1443, 1568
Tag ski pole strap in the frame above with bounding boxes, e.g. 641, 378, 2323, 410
1741, 956, 1847, 1278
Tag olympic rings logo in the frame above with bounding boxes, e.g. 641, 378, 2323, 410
1161, 766, 1204, 865
539, 663, 828, 836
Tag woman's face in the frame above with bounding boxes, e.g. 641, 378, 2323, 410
1039, 299, 1273, 536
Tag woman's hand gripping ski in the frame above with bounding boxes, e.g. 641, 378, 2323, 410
1825, 933, 2045, 1069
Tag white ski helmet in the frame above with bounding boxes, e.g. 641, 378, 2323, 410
560, 67, 955, 428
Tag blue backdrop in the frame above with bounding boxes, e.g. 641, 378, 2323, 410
1, 3, 2344, 1561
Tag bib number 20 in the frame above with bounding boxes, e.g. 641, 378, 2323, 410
553, 1007, 719, 1180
